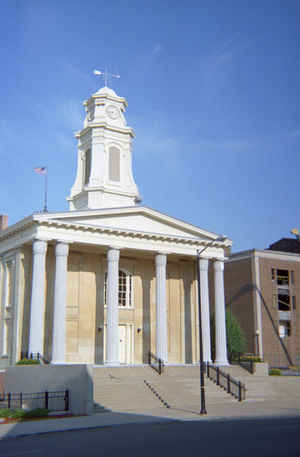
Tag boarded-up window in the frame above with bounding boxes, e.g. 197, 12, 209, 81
84, 149, 91, 185
109, 147, 120, 182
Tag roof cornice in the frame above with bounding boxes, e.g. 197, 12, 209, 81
35, 218, 229, 248
75, 122, 134, 139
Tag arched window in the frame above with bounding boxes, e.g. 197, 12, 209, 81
104, 270, 133, 307
109, 146, 120, 182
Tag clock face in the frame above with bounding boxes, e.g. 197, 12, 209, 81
106, 105, 119, 120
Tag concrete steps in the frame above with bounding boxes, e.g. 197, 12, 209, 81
93, 366, 165, 413
92, 365, 238, 413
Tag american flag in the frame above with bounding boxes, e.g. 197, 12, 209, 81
34, 167, 47, 175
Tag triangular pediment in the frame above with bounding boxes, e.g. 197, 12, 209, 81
39, 206, 221, 242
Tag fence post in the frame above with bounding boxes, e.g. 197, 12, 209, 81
45, 391, 49, 410
227, 374, 231, 394
216, 367, 220, 386
159, 358, 162, 375
238, 381, 242, 401
20, 392, 23, 409
65, 390, 69, 411
8, 392, 11, 409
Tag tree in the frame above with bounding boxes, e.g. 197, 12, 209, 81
210, 310, 247, 362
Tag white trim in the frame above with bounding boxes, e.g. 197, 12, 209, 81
254, 254, 264, 359
228, 249, 300, 263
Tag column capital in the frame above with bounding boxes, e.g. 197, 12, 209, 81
55, 242, 69, 257
213, 259, 224, 272
155, 252, 167, 267
32, 239, 48, 255
198, 257, 209, 271
107, 248, 120, 262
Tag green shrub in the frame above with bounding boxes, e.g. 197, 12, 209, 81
240, 355, 262, 363
269, 368, 282, 376
211, 311, 247, 361
0, 409, 13, 418
23, 408, 49, 418
0, 408, 49, 419
0, 409, 27, 418
16, 358, 40, 365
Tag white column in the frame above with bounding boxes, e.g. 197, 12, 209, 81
28, 240, 47, 356
52, 242, 69, 364
214, 260, 228, 366
106, 248, 120, 365
155, 253, 168, 363
0, 261, 8, 356
199, 258, 212, 363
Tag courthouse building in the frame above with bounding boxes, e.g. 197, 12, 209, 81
0, 85, 231, 368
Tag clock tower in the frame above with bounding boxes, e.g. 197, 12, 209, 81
68, 86, 141, 210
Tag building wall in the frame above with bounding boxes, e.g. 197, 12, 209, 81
259, 257, 300, 367
224, 258, 255, 353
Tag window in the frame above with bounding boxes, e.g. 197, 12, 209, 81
278, 293, 290, 311
292, 296, 296, 310
109, 146, 120, 182
279, 321, 291, 338
104, 270, 133, 307
276, 269, 289, 286
84, 149, 91, 185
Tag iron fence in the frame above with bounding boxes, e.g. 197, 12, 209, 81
206, 363, 246, 401
148, 351, 164, 375
0, 390, 69, 411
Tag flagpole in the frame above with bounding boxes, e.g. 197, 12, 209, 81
43, 172, 48, 213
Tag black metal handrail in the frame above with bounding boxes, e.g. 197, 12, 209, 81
236, 354, 254, 374
148, 351, 164, 375
0, 390, 69, 411
206, 363, 246, 401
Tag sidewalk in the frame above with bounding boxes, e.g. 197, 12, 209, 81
1, 397, 300, 440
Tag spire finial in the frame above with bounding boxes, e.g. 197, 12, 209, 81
93, 68, 120, 87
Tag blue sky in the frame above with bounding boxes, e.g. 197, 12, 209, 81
1, 0, 300, 252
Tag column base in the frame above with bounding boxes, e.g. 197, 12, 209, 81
105, 361, 120, 366
214, 360, 229, 366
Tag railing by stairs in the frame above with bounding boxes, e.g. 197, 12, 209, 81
206, 363, 246, 401
148, 351, 164, 375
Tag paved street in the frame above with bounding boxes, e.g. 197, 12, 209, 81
1, 416, 300, 457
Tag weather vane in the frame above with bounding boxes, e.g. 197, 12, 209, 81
93, 68, 120, 87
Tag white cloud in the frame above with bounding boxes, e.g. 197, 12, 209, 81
152, 43, 163, 55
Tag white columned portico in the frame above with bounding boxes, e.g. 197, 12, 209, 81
106, 248, 120, 365
52, 242, 69, 364
214, 259, 228, 365
199, 258, 212, 363
155, 253, 168, 363
28, 240, 48, 356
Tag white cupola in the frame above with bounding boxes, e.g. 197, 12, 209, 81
67, 86, 141, 210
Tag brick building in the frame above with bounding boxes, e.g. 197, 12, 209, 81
225, 242, 300, 368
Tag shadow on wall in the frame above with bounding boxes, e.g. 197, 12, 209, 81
227, 284, 293, 366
